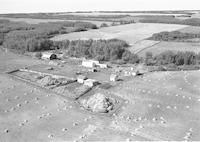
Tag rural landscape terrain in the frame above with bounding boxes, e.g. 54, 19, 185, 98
0, 10, 200, 141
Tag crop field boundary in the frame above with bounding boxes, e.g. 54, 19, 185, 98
134, 41, 162, 54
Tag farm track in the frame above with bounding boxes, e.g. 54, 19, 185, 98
129, 40, 161, 54
134, 41, 161, 54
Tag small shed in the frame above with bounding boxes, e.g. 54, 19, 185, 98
42, 53, 57, 60
97, 63, 108, 68
77, 75, 87, 84
110, 74, 118, 82
84, 79, 99, 87
82, 60, 95, 68
82, 60, 100, 68
88, 68, 98, 72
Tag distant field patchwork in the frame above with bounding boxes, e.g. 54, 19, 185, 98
52, 23, 188, 43
52, 23, 188, 54
178, 26, 200, 34
0, 17, 112, 27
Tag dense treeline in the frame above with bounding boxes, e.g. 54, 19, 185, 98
148, 31, 200, 42
139, 16, 200, 27
0, 13, 128, 22
0, 20, 97, 53
54, 39, 139, 63
145, 51, 200, 66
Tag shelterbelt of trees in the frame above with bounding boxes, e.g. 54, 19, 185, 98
148, 31, 200, 42
54, 39, 140, 64
139, 16, 200, 27
145, 51, 200, 66
0, 19, 97, 53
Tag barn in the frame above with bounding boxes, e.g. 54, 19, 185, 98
42, 53, 57, 60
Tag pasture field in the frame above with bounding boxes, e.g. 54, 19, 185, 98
178, 26, 200, 34
138, 41, 200, 57
52, 23, 188, 44
111, 71, 200, 141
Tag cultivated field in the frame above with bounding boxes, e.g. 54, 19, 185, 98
191, 13, 200, 18
52, 23, 188, 55
138, 41, 200, 57
52, 23, 187, 43
178, 26, 200, 34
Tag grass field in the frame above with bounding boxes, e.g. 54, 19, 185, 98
178, 26, 200, 34
111, 71, 200, 141
52, 23, 188, 43
138, 41, 200, 57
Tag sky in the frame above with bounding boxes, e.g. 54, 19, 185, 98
0, 0, 200, 14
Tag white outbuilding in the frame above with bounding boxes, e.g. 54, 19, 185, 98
110, 74, 118, 82
77, 75, 87, 84
42, 53, 57, 60
84, 79, 99, 87
96, 63, 108, 68
82, 60, 100, 68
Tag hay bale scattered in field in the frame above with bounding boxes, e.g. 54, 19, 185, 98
80, 93, 114, 113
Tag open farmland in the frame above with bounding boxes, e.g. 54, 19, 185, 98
110, 71, 200, 141
1, 46, 200, 141
52, 23, 188, 55
57, 12, 188, 17
52, 23, 188, 50
178, 26, 200, 34
1, 9, 200, 141
138, 41, 200, 57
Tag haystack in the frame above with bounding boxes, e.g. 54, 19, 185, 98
81, 93, 114, 113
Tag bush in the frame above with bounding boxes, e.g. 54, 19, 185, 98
139, 16, 200, 27
35, 52, 42, 59
148, 50, 200, 67
0, 20, 98, 52
100, 23, 109, 28
148, 31, 200, 42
